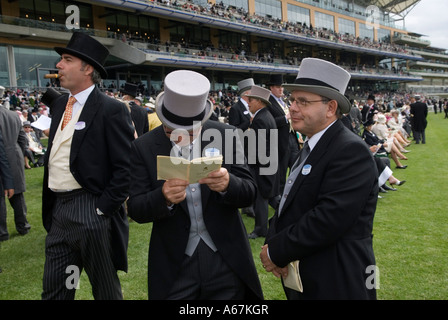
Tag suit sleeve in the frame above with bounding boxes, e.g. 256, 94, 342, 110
97, 101, 135, 215
0, 131, 14, 190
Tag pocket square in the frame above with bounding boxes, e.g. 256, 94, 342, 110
74, 121, 86, 130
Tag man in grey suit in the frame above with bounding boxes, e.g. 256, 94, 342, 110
0, 92, 30, 241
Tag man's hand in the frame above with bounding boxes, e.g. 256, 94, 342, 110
4, 189, 14, 199
199, 168, 229, 193
162, 178, 188, 205
260, 244, 288, 278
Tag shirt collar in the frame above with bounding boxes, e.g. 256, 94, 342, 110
306, 120, 337, 151
70, 85, 95, 106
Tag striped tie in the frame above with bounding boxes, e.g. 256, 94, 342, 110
62, 96, 76, 130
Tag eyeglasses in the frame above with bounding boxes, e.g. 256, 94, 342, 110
289, 97, 329, 107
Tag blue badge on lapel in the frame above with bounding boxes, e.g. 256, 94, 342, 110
302, 164, 312, 175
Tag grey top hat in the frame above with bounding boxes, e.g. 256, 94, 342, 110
155, 70, 213, 131
283, 58, 352, 114
237, 78, 255, 96
245, 85, 271, 106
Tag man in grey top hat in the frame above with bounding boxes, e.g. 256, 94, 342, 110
127, 70, 263, 300
228, 78, 254, 131
261, 58, 378, 300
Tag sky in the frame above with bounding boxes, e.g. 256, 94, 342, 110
401, 0, 448, 49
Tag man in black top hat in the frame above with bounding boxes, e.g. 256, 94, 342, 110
41, 32, 135, 300
122, 82, 149, 137
361, 94, 378, 124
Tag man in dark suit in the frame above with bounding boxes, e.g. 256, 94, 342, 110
266, 74, 299, 208
41, 32, 135, 300
260, 58, 378, 300
0, 96, 30, 241
361, 94, 378, 124
410, 95, 428, 144
228, 78, 253, 131
127, 70, 263, 300
245, 86, 278, 239
228, 78, 255, 217
122, 82, 149, 137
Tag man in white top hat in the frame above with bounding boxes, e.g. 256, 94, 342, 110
260, 58, 379, 300
127, 70, 263, 300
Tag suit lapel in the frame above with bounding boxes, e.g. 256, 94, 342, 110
70, 88, 101, 165
278, 120, 343, 216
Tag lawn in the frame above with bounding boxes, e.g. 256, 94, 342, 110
0, 112, 447, 300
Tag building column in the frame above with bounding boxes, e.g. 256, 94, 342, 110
7, 45, 17, 88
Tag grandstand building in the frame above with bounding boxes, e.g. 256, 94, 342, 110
0, 0, 446, 98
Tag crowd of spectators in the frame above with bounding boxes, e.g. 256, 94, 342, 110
134, 0, 413, 57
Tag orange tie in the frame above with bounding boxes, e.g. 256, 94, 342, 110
62, 96, 76, 130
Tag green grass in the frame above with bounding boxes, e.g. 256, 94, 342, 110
0, 112, 447, 300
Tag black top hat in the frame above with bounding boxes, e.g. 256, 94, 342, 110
266, 74, 283, 86
122, 83, 138, 98
367, 94, 376, 101
54, 32, 109, 78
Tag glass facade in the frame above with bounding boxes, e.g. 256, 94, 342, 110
13, 47, 60, 89
338, 17, 355, 36
19, 0, 93, 29
359, 22, 374, 40
220, 0, 249, 11
287, 4, 310, 26
377, 28, 391, 42
106, 10, 159, 42
314, 11, 334, 31
0, 46, 9, 87
255, 0, 282, 20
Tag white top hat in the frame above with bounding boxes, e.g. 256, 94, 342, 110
155, 70, 212, 130
283, 58, 352, 113
245, 85, 271, 106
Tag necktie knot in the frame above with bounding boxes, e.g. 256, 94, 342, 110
62, 96, 76, 130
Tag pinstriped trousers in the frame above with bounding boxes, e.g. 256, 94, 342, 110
42, 189, 122, 300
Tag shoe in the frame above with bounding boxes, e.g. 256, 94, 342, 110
378, 195, 383, 199
391, 180, 406, 186
382, 184, 397, 191
396, 165, 407, 169
379, 186, 388, 193
402, 149, 411, 153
